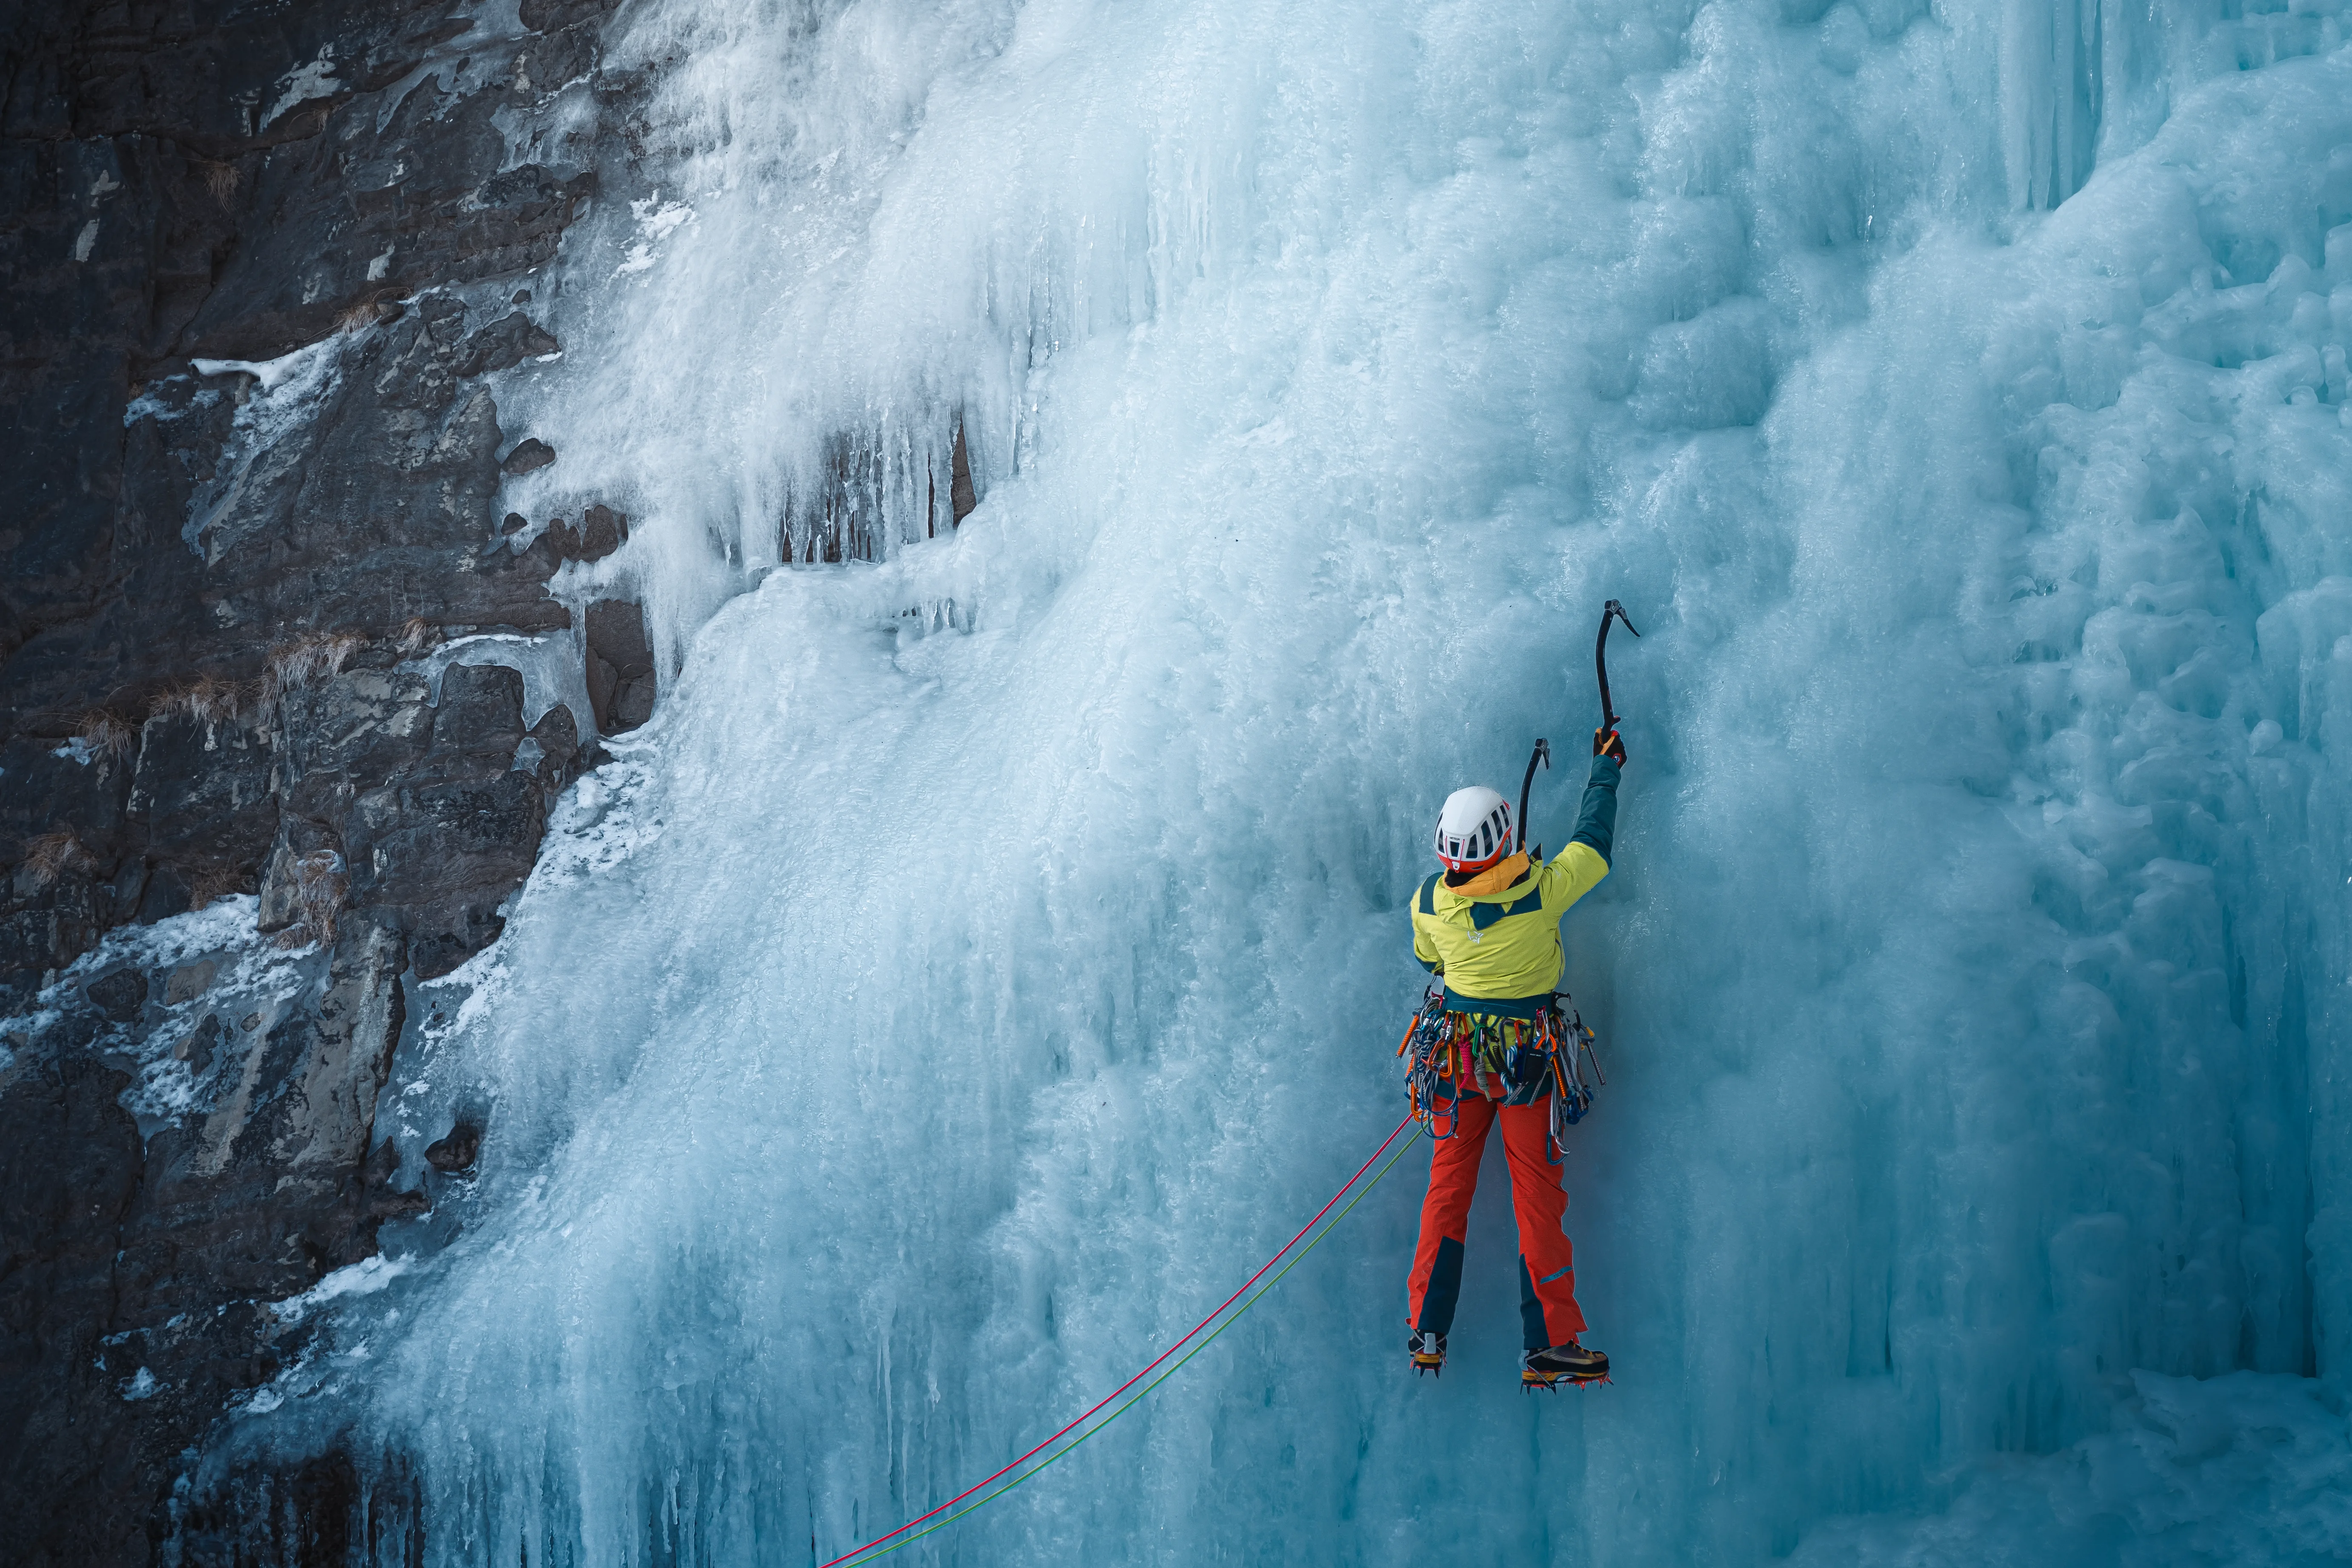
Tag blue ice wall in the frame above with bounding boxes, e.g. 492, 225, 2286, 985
232, 0, 2352, 1561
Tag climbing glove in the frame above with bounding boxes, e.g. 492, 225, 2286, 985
1593, 727, 1626, 765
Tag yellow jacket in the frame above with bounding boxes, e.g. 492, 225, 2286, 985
1410, 755, 1619, 1011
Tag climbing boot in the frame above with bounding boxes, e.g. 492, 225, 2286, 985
1522, 1341, 1608, 1389
1409, 1331, 1447, 1377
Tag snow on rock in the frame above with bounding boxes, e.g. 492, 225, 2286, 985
261, 49, 339, 131
270, 1255, 415, 1325
5, 897, 327, 1134
185, 335, 352, 561
411, 631, 599, 743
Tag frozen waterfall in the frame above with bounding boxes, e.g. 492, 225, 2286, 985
211, 0, 2352, 1561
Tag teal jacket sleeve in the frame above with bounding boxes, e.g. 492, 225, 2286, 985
1568, 754, 1620, 864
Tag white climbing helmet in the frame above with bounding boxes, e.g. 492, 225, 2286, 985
1433, 785, 1513, 872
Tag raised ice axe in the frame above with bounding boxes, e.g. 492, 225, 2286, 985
1595, 598, 1640, 737
1515, 737, 1549, 854
1515, 599, 1639, 854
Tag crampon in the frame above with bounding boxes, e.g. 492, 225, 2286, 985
1522, 1342, 1609, 1391
1521, 1366, 1611, 1391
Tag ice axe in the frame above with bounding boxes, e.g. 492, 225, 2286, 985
1516, 600, 1639, 852
1595, 598, 1640, 738
1515, 737, 1549, 854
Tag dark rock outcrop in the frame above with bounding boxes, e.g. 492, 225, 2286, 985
0, 1044, 153, 1566
3, 286, 586, 997
423, 1117, 482, 1176
951, 421, 978, 526
0, 0, 637, 1560
586, 596, 655, 733
0, 924, 426, 1568
500, 435, 556, 475
546, 499, 628, 563
0, 0, 629, 1002
262, 656, 586, 976
86, 966, 148, 1021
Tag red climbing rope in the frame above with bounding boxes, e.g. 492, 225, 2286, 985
818, 1111, 1419, 1568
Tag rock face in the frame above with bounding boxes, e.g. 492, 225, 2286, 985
2, 921, 432, 1567
265, 657, 587, 977
0, 0, 643, 1561
587, 595, 657, 732
0, 0, 638, 1005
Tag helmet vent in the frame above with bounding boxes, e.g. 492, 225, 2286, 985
1433, 785, 1514, 871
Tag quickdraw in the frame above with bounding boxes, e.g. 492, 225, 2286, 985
1545, 1000, 1605, 1162
1396, 988, 1457, 1139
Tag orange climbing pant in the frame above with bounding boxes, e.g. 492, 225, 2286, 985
1405, 1083, 1585, 1351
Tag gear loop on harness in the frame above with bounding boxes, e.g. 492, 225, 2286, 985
1404, 987, 1603, 1160
1545, 994, 1603, 1161
1398, 987, 1458, 1139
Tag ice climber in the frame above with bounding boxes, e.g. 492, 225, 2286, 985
1404, 725, 1625, 1388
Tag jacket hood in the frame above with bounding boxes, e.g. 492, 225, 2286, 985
1447, 851, 1532, 900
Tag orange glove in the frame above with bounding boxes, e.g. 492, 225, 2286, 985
1593, 727, 1626, 765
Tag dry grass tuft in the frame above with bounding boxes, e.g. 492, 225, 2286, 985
270, 631, 365, 692
257, 631, 366, 724
399, 616, 440, 655
150, 674, 251, 726
188, 863, 248, 911
274, 849, 349, 948
335, 295, 393, 335
75, 711, 137, 764
23, 829, 97, 889
195, 157, 240, 202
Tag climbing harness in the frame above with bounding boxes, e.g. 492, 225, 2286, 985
819, 1114, 1424, 1568
1398, 988, 1605, 1163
